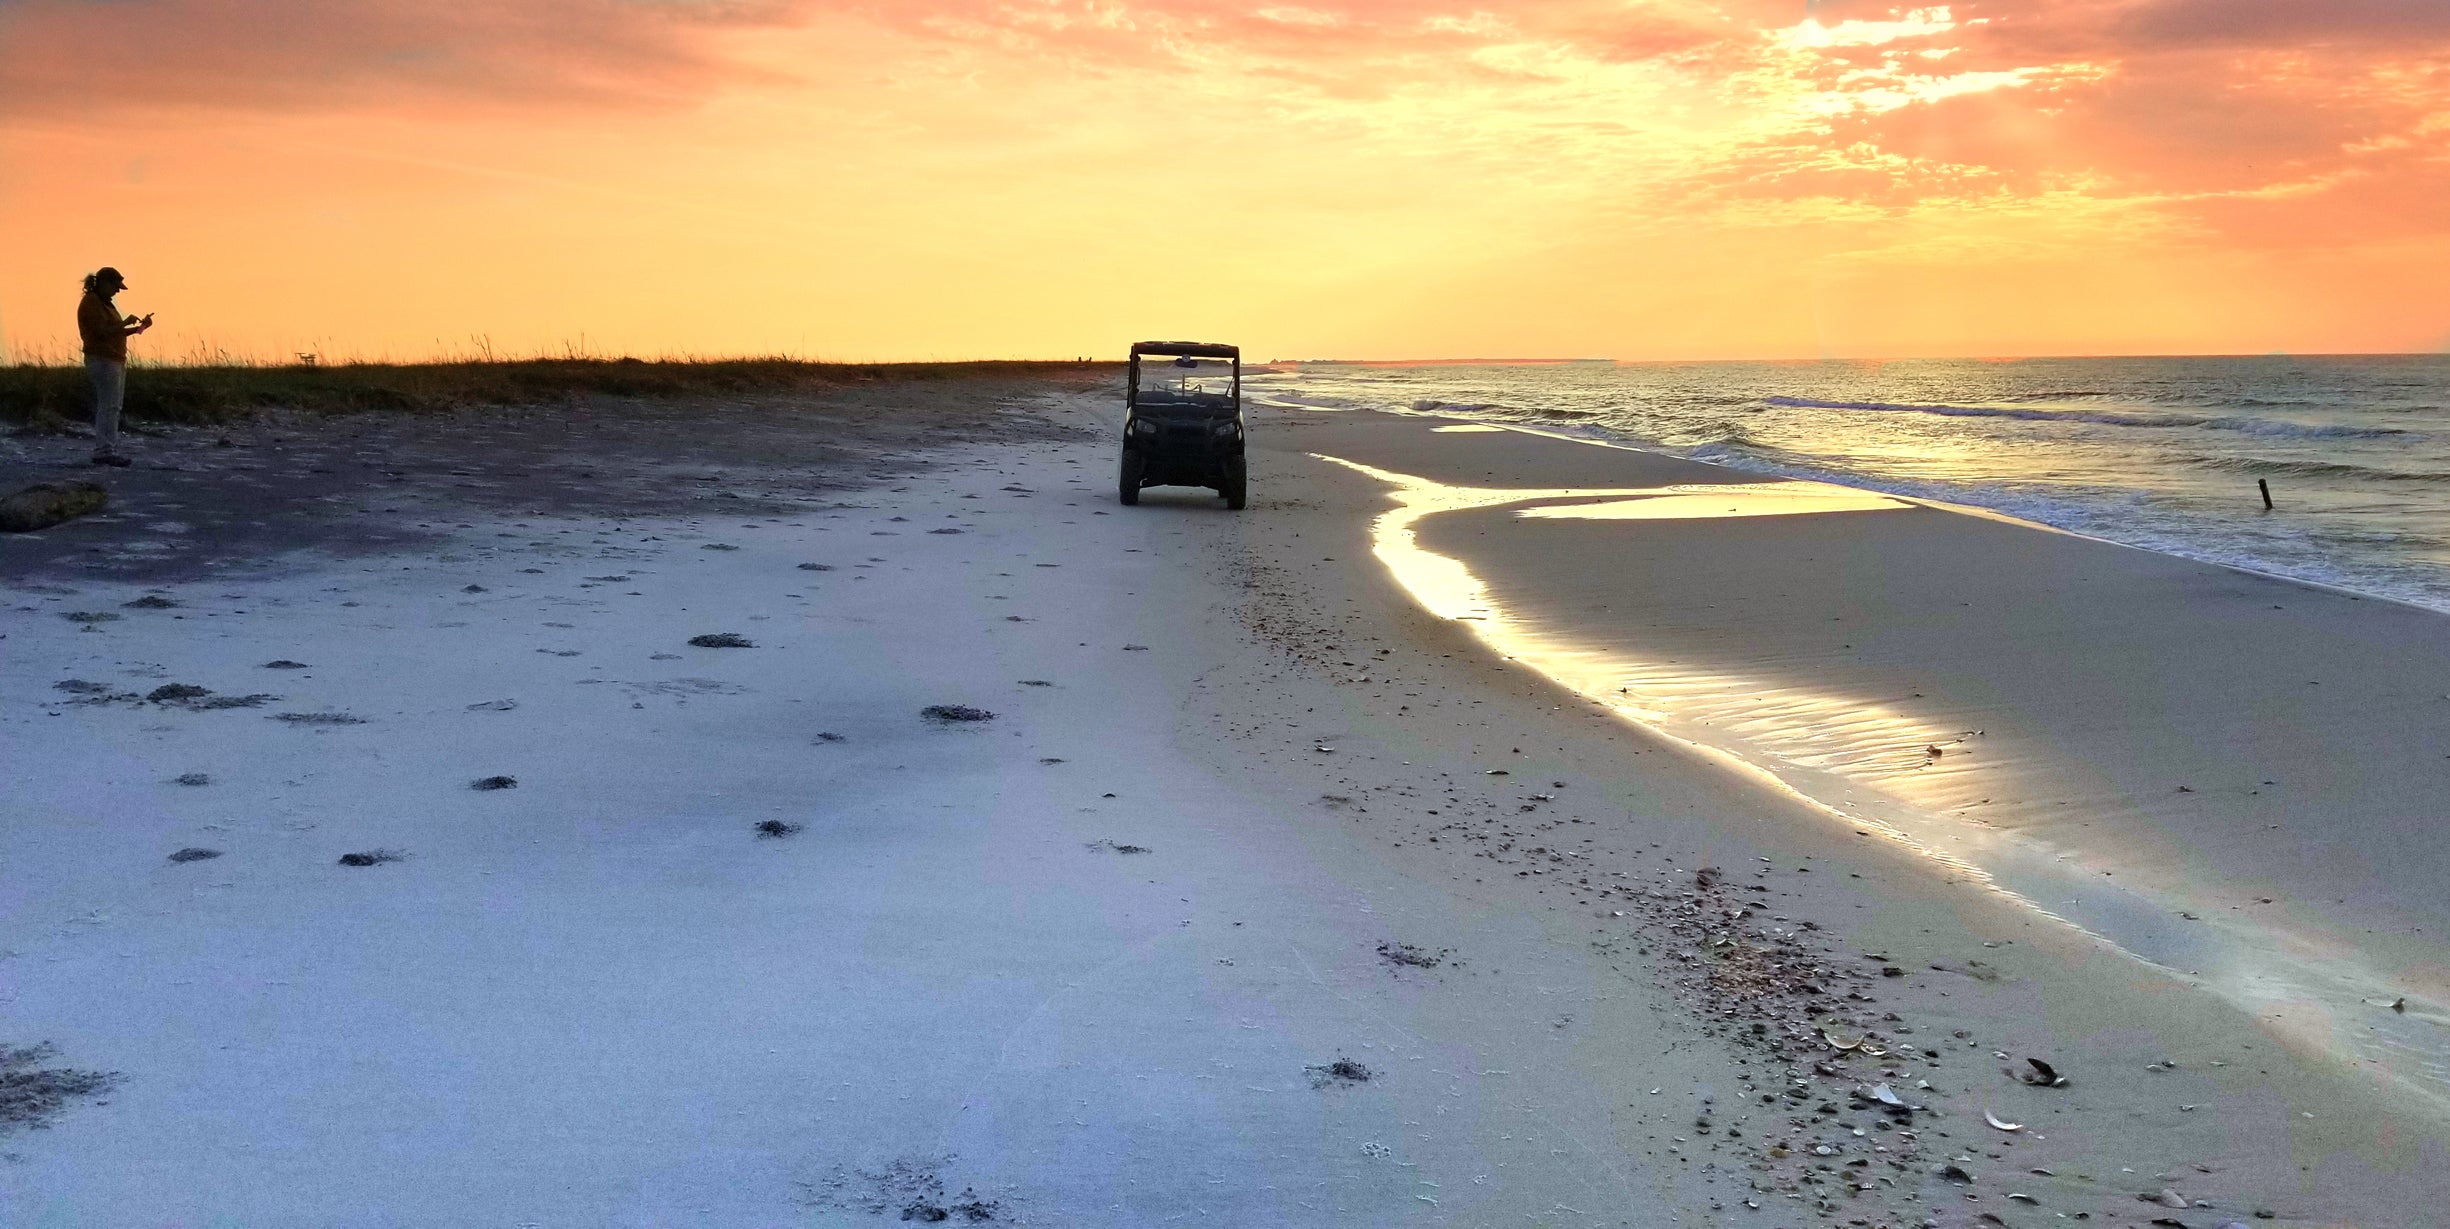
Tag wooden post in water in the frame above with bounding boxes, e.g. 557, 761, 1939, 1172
2259, 479, 2274, 510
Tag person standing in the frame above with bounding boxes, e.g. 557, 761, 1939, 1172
77, 266, 152, 467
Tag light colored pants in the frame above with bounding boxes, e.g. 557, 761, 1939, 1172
87, 357, 125, 453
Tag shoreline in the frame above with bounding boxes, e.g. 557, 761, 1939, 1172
3, 383, 2445, 1224
1244, 352, 2450, 620
1477, 417, 2450, 624
1267, 410, 2450, 1120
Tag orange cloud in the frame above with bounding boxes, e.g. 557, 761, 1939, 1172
0, 0, 804, 120
1, 1, 2443, 360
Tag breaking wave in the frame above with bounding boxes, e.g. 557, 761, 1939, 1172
2187, 455, 2450, 483
1762, 396, 2409, 440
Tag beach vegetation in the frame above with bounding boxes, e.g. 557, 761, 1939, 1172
1, 355, 1113, 427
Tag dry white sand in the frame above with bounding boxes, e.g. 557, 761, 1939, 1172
0, 386, 2443, 1226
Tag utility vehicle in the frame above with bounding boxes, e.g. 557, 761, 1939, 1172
1119, 341, 1244, 509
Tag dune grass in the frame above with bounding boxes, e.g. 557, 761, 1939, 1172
1, 357, 1114, 427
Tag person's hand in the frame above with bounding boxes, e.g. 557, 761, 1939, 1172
139, 314, 154, 330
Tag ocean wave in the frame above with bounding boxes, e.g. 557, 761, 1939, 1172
2187, 456, 2450, 483
1762, 396, 2408, 439
2201, 415, 2407, 440
1410, 399, 1511, 414
1253, 392, 1365, 412
1646, 441, 2447, 605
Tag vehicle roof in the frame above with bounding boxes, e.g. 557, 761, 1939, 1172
1129, 341, 1241, 359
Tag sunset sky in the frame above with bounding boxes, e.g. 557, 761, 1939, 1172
3, 1, 2446, 362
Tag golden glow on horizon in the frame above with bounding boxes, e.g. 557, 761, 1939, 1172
1517, 482, 1912, 519
3, 2, 2445, 362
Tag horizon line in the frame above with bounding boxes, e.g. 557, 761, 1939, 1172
6, 348, 2447, 370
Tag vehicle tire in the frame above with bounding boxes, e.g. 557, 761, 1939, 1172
1222, 454, 1247, 511
1118, 448, 1143, 506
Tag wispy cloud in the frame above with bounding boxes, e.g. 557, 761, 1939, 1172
3, 1, 2443, 357
0, 0, 805, 120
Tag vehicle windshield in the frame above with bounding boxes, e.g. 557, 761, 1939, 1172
1135, 355, 1236, 408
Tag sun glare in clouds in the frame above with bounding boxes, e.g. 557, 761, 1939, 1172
0, 1, 2444, 362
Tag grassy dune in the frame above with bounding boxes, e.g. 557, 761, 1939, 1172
1, 358, 1115, 426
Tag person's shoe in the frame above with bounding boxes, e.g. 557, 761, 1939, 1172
89, 452, 133, 468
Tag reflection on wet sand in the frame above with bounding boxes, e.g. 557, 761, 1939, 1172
1320, 448, 2450, 1113
1314, 454, 2010, 880
1520, 484, 1912, 521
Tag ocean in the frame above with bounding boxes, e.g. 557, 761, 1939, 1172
1249, 355, 2450, 612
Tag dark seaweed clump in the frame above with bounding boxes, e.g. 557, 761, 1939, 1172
1306, 1058, 1374, 1087
0, 1043, 123, 1133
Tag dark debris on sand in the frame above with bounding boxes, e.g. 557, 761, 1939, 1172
1085, 840, 1151, 855
52, 679, 136, 704
756, 819, 805, 839
261, 660, 310, 670
690, 633, 754, 648
123, 594, 178, 609
193, 693, 276, 709
338, 849, 405, 867
799, 1157, 1003, 1224
173, 772, 211, 786
901, 1195, 999, 1223
0, 1042, 123, 1134
1305, 1058, 1374, 1088
1574, 847, 1960, 1218
921, 705, 994, 723
1376, 942, 1449, 969
471, 775, 519, 791
167, 847, 223, 863
0, 481, 108, 534
274, 711, 365, 725
149, 684, 277, 710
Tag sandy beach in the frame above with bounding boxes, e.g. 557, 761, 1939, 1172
5, 377, 2448, 1227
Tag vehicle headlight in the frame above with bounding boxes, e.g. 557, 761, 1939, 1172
1132, 418, 1157, 435
1213, 419, 1241, 436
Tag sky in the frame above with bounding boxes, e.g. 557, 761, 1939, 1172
2, 0, 2445, 362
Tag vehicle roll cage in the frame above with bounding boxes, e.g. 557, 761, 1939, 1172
1127, 341, 1241, 413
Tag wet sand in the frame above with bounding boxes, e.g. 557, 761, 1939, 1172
3, 385, 2446, 1226
1268, 413, 2450, 1114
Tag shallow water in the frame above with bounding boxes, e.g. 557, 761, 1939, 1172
1255, 355, 2450, 611
1306, 429, 2450, 1117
